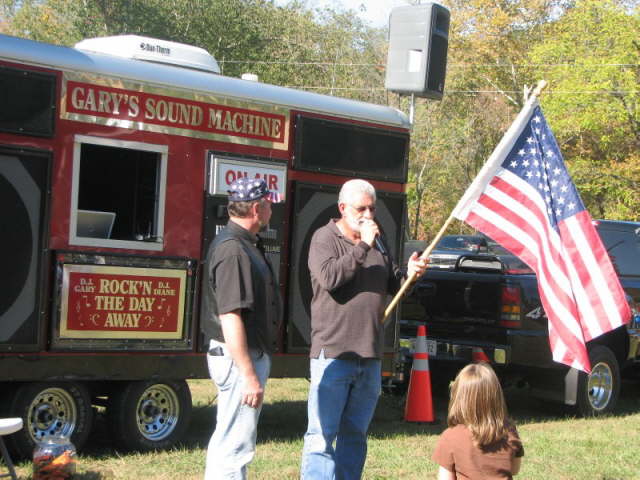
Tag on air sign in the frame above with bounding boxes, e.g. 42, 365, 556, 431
209, 156, 287, 200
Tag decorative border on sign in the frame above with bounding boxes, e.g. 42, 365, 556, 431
59, 264, 187, 339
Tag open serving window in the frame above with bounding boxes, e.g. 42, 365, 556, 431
69, 135, 167, 250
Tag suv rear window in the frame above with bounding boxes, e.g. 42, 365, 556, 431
597, 224, 640, 276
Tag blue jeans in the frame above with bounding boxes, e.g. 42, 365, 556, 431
205, 340, 271, 480
301, 350, 382, 480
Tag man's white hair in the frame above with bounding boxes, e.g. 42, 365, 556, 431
338, 179, 376, 205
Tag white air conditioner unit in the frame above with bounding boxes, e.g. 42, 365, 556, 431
75, 35, 220, 74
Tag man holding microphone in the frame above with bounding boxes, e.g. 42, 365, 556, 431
301, 179, 427, 479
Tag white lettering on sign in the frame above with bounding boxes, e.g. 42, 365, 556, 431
212, 157, 287, 200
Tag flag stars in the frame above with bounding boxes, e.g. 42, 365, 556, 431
568, 202, 576, 210
510, 160, 518, 168
558, 197, 565, 205
522, 159, 530, 167
546, 150, 554, 158
553, 167, 561, 175
527, 136, 534, 144
525, 171, 533, 178
530, 147, 537, 154
518, 149, 526, 156
551, 179, 559, 187
533, 115, 541, 123
556, 208, 562, 216
560, 185, 568, 193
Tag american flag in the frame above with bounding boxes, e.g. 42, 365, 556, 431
451, 99, 631, 373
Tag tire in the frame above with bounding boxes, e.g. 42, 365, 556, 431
107, 380, 192, 452
8, 382, 93, 459
577, 345, 620, 416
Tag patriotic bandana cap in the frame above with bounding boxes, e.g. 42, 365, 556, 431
227, 177, 283, 203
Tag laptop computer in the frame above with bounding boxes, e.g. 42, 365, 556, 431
76, 209, 116, 239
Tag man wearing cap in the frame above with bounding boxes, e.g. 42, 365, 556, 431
300, 179, 427, 480
202, 177, 282, 480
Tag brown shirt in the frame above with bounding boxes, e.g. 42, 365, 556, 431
432, 424, 524, 480
307, 219, 401, 359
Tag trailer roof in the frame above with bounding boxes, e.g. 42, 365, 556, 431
0, 34, 410, 129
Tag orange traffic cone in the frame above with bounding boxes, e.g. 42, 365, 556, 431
404, 325, 435, 423
472, 347, 491, 363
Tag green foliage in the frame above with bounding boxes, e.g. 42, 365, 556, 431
10, 378, 640, 479
529, 0, 640, 219
0, 0, 386, 102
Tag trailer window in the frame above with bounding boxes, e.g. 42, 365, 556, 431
70, 136, 167, 251
597, 226, 640, 277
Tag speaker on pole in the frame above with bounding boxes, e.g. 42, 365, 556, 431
385, 3, 450, 100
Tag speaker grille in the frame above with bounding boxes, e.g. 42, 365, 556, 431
294, 116, 409, 183
0, 148, 50, 349
0, 66, 56, 137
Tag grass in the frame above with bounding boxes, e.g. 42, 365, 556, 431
9, 374, 640, 479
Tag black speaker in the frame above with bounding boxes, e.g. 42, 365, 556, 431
385, 3, 450, 100
286, 182, 406, 353
0, 148, 50, 350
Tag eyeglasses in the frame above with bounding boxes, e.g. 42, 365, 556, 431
348, 204, 376, 213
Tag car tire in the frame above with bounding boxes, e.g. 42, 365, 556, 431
8, 381, 93, 459
576, 345, 620, 416
107, 380, 192, 452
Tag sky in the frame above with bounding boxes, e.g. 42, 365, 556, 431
276, 0, 413, 28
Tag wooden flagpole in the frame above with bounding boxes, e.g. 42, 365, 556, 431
382, 80, 548, 322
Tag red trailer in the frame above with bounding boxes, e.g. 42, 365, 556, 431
0, 34, 411, 455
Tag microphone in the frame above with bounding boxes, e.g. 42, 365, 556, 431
375, 235, 387, 256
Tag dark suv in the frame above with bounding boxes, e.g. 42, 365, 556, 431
400, 219, 640, 415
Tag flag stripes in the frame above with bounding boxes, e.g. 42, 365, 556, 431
450, 100, 630, 372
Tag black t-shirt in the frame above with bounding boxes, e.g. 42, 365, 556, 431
201, 220, 281, 353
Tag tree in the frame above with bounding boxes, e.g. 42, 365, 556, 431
403, 0, 562, 240
0, 0, 386, 101
528, 0, 640, 219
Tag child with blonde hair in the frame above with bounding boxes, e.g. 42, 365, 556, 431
432, 362, 524, 479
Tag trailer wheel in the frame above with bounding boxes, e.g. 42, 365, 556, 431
9, 382, 93, 458
108, 380, 192, 452
577, 345, 620, 416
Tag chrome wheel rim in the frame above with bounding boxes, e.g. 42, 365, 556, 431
28, 387, 77, 440
135, 384, 179, 441
588, 361, 613, 411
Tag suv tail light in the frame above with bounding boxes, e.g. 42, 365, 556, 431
500, 285, 521, 327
